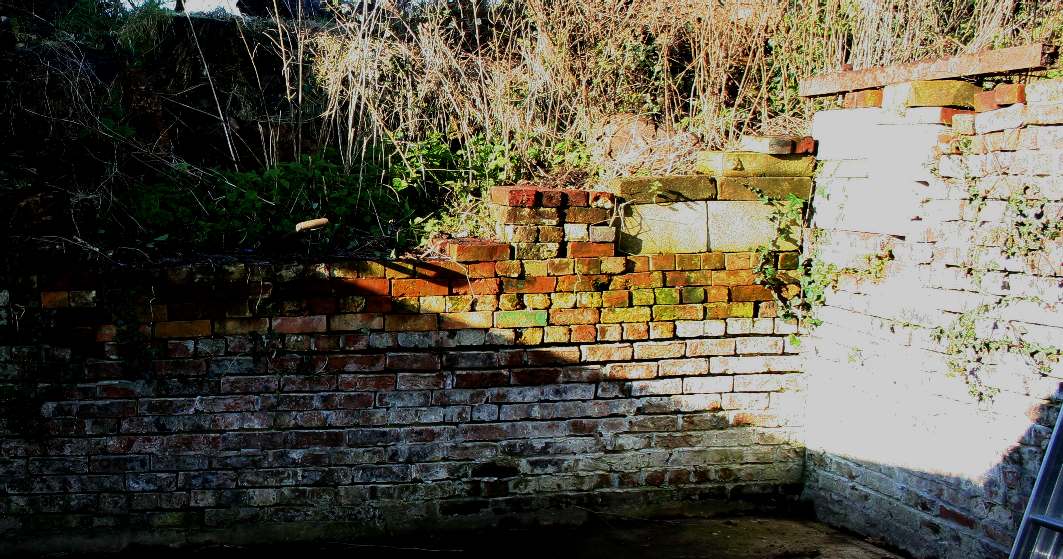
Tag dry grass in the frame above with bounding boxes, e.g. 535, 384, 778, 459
304, 0, 1062, 180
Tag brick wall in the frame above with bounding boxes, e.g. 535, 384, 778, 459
0, 184, 805, 551
803, 78, 1063, 558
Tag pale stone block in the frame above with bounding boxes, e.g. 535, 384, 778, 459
610, 175, 717, 203
975, 103, 1026, 134
619, 201, 708, 254
706, 201, 791, 251
1027, 79, 1063, 104
563, 223, 589, 241
1025, 103, 1063, 126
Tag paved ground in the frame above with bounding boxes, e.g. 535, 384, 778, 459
54, 516, 904, 559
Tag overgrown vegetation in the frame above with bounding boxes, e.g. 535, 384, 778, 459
2, 0, 1062, 261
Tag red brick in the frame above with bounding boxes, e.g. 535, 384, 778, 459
502, 276, 557, 293
589, 191, 615, 207
271, 316, 327, 334
993, 83, 1026, 106
341, 278, 391, 296
540, 189, 565, 207
392, 279, 449, 297
973, 90, 1001, 113
730, 285, 774, 302
564, 189, 590, 207
549, 308, 600, 325
451, 278, 502, 295
445, 239, 510, 262
490, 186, 538, 207
794, 136, 817, 154
155, 320, 212, 338
707, 286, 730, 302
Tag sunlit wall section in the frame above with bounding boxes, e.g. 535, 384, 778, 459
802, 79, 1063, 559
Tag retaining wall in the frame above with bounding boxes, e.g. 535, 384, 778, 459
0, 183, 807, 552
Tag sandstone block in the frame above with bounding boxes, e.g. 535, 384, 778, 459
716, 177, 812, 201
611, 175, 717, 203
882, 80, 981, 109
706, 201, 792, 252
696, 152, 816, 177
619, 201, 709, 255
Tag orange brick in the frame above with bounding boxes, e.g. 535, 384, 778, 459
574, 258, 602, 275
391, 279, 449, 297
609, 272, 663, 290
601, 290, 630, 307
712, 269, 756, 286
664, 270, 713, 286
495, 260, 522, 277
731, 285, 775, 302
549, 308, 600, 325
568, 242, 614, 257
707, 286, 730, 303
451, 278, 502, 295
649, 254, 675, 271
794, 136, 817, 155
490, 186, 538, 207
155, 320, 212, 338
444, 239, 511, 262
724, 253, 754, 270
570, 324, 597, 342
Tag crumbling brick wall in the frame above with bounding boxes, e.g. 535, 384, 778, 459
0, 184, 806, 552
803, 78, 1063, 559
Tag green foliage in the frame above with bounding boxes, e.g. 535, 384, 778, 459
1002, 185, 1063, 259
931, 301, 1061, 402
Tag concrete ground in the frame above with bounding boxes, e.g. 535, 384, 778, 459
56, 516, 904, 559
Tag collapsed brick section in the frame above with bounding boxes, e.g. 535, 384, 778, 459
0, 184, 804, 551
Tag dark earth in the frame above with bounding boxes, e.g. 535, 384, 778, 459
32, 516, 903, 559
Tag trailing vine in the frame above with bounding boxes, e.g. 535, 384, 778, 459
931, 299, 1061, 402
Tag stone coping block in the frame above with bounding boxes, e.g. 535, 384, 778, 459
882, 80, 982, 110
695, 152, 816, 177
610, 175, 717, 203
716, 177, 813, 201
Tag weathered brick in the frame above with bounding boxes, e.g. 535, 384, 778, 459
568, 242, 614, 258
580, 343, 633, 362
155, 320, 212, 338
271, 316, 327, 334
494, 310, 548, 328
